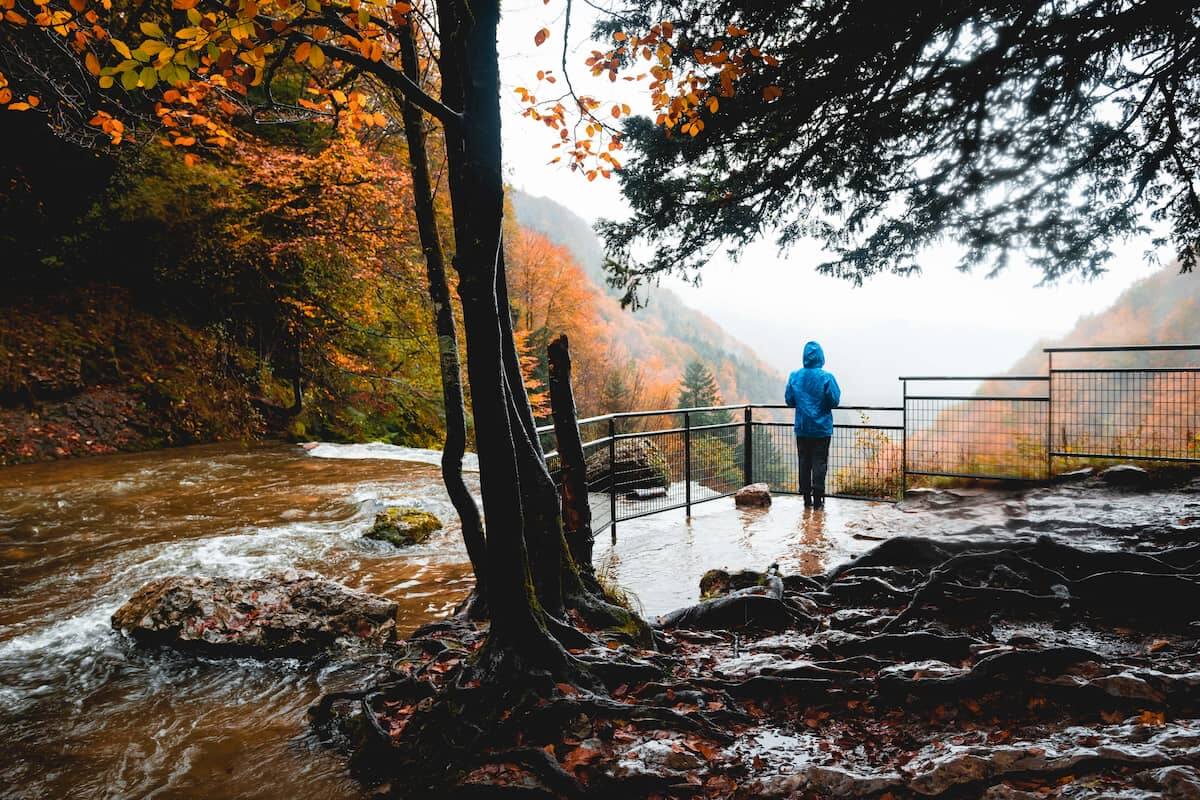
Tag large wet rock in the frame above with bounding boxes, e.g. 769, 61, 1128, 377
365, 507, 441, 546
1136, 765, 1200, 799
700, 567, 772, 599
610, 738, 706, 781
735, 482, 772, 508
1100, 464, 1151, 486
112, 570, 398, 656
585, 437, 671, 490
903, 720, 1200, 795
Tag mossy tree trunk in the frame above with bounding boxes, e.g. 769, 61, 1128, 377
435, 0, 578, 681
548, 334, 596, 584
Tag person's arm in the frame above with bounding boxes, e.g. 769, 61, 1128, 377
784, 375, 796, 408
826, 374, 841, 409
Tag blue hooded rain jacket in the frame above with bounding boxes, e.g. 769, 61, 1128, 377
785, 341, 841, 437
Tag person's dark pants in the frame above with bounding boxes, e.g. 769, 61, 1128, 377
797, 436, 832, 502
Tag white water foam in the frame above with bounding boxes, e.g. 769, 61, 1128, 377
304, 442, 479, 471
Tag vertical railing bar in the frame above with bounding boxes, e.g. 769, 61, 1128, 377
1046, 350, 1054, 481
901, 379, 908, 499
684, 410, 692, 518
743, 405, 753, 486
608, 415, 617, 543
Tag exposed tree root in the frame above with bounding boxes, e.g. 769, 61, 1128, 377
470, 748, 586, 798
318, 525, 1200, 798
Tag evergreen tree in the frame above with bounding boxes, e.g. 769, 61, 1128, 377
678, 361, 731, 426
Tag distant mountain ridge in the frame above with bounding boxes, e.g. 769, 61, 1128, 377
511, 191, 783, 405
1003, 263, 1199, 375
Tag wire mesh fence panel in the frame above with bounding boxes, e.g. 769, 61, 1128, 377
751, 422, 902, 500
689, 423, 744, 499
611, 429, 689, 521
905, 396, 1048, 481
1051, 369, 1200, 463
829, 424, 904, 499
581, 438, 614, 533
751, 423, 798, 495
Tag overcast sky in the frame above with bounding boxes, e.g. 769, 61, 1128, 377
494, 1, 1170, 404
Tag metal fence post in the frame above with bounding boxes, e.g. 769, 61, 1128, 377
743, 405, 753, 486
901, 379, 908, 499
1046, 351, 1054, 481
608, 415, 617, 543
684, 410, 692, 518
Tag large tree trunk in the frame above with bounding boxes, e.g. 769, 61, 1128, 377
436, 0, 572, 680
396, 22, 487, 611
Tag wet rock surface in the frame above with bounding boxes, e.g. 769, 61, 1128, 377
1101, 464, 1152, 486
734, 483, 772, 508
699, 567, 773, 599
112, 570, 398, 655
364, 506, 442, 546
587, 475, 1200, 799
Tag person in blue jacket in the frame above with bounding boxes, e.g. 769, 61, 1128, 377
784, 341, 841, 508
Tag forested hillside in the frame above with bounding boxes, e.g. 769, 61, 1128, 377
929, 263, 1200, 479
1004, 263, 1199, 373
512, 191, 782, 406
0, 116, 780, 464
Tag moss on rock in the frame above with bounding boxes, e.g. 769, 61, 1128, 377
699, 568, 770, 599
365, 507, 442, 547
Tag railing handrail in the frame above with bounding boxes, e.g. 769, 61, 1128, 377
534, 402, 904, 435
535, 343, 1198, 540
898, 375, 1049, 381
752, 403, 903, 412
1045, 343, 1200, 353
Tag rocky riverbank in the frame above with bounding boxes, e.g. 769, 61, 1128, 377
317, 470, 1200, 798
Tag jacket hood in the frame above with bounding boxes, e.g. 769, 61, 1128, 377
803, 341, 825, 369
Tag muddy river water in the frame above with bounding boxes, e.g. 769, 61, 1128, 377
2, 441, 1196, 798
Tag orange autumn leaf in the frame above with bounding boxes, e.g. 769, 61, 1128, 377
1137, 710, 1166, 726
561, 745, 601, 771
534, 27, 549, 46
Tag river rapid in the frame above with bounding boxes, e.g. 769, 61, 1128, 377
3, 441, 1197, 798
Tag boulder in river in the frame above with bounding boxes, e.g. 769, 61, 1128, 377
365, 507, 441, 546
734, 482, 772, 508
585, 437, 671, 491
111, 570, 398, 656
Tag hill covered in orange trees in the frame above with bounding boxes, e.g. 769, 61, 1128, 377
511, 191, 783, 413
908, 264, 1200, 481
1002, 263, 1199, 375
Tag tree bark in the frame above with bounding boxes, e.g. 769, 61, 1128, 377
436, 0, 572, 679
548, 334, 596, 581
396, 21, 487, 607
497, 258, 567, 618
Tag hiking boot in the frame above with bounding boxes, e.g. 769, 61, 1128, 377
813, 494, 825, 509
803, 493, 813, 508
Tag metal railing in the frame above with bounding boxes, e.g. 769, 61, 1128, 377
901, 344, 1200, 484
539, 345, 1200, 540
540, 403, 903, 541
1048, 345, 1200, 466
